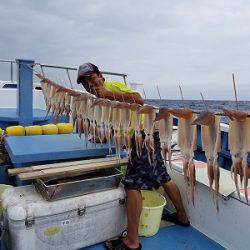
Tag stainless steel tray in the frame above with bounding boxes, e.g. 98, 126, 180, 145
34, 168, 122, 201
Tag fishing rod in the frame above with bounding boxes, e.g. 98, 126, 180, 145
232, 73, 239, 110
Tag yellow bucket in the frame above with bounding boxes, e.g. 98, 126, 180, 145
42, 124, 59, 135
139, 190, 166, 237
6, 126, 25, 136
57, 123, 73, 134
25, 125, 43, 136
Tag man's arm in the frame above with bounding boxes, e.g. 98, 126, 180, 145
91, 86, 144, 105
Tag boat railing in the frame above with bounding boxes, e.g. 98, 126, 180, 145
0, 59, 128, 87
0, 59, 15, 82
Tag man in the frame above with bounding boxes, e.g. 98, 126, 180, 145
77, 63, 189, 250
77, 63, 144, 105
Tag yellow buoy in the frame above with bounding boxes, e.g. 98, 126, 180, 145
0, 128, 3, 135
25, 125, 43, 136
6, 126, 25, 136
57, 123, 73, 134
42, 124, 59, 135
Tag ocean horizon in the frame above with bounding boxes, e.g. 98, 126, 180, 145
145, 99, 250, 124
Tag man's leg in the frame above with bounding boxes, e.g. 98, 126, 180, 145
163, 180, 189, 223
105, 189, 142, 249
122, 189, 142, 248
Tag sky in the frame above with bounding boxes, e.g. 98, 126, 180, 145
0, 0, 250, 100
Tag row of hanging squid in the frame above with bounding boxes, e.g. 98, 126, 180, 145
37, 74, 250, 212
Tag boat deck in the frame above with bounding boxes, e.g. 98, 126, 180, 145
86, 225, 224, 250
0, 108, 48, 122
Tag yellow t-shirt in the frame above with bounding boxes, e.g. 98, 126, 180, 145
104, 81, 135, 94
104, 81, 142, 136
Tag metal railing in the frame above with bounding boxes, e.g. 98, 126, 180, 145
0, 59, 15, 82
0, 59, 128, 86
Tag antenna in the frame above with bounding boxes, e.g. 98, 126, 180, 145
232, 73, 239, 110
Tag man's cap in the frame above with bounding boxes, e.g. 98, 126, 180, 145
77, 63, 100, 84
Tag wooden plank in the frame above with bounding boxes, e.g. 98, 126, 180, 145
8, 156, 119, 176
18, 158, 128, 180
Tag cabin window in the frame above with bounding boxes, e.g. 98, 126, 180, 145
2, 83, 17, 88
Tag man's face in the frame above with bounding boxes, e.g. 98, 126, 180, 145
81, 73, 104, 93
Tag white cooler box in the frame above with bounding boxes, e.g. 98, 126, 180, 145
1, 185, 126, 250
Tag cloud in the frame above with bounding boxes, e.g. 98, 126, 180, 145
0, 0, 250, 100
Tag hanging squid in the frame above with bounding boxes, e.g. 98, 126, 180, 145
91, 99, 104, 145
170, 108, 197, 205
63, 92, 72, 122
111, 101, 122, 159
192, 111, 221, 211
74, 98, 83, 138
118, 102, 132, 159
155, 108, 173, 167
75, 94, 91, 146
70, 96, 78, 128
223, 108, 250, 203
129, 103, 143, 158
86, 98, 96, 145
138, 105, 156, 166
36, 74, 81, 120
100, 100, 112, 154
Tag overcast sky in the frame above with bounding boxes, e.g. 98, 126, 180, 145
0, 0, 250, 100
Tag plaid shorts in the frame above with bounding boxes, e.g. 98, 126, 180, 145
122, 131, 171, 190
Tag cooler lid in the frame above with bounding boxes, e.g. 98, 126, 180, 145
2, 185, 125, 221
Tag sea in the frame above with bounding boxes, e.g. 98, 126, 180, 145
144, 99, 250, 124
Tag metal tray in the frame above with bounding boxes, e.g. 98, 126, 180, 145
34, 168, 122, 201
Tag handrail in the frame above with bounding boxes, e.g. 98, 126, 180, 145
0, 59, 15, 63
0, 59, 128, 84
0, 59, 15, 82
38, 63, 127, 77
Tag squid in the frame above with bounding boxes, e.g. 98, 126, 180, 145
155, 108, 173, 167
92, 99, 103, 144
129, 103, 143, 158
70, 96, 78, 128
118, 103, 132, 159
50, 89, 65, 122
36, 74, 81, 120
64, 92, 72, 122
100, 100, 111, 143
100, 100, 112, 154
36, 74, 53, 117
170, 108, 197, 205
223, 108, 250, 203
138, 105, 156, 166
76, 94, 90, 146
44, 84, 58, 119
86, 98, 96, 145
192, 111, 221, 211
92, 98, 112, 150
40, 79, 52, 116
74, 99, 83, 138
111, 102, 122, 159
